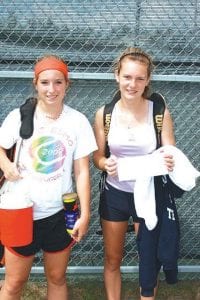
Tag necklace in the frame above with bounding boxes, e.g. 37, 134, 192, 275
127, 127, 136, 141
45, 111, 62, 120
36, 106, 63, 120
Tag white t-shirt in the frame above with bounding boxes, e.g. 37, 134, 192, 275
0, 104, 97, 220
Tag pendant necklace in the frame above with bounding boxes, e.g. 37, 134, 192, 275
127, 114, 136, 142
127, 126, 135, 142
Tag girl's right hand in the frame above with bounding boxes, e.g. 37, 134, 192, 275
3, 162, 21, 181
105, 155, 118, 177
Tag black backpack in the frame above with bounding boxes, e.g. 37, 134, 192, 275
100, 90, 184, 199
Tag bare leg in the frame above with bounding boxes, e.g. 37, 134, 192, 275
134, 222, 140, 235
0, 281, 4, 290
141, 296, 154, 300
0, 247, 34, 300
102, 219, 128, 300
44, 246, 71, 300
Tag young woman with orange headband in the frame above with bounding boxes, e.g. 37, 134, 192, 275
0, 54, 97, 299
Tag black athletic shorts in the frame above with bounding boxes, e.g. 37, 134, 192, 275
8, 209, 74, 257
99, 182, 141, 222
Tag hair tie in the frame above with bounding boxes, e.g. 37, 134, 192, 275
34, 57, 68, 80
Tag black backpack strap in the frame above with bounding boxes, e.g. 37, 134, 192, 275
149, 92, 166, 148
149, 93, 185, 198
99, 91, 119, 195
19, 97, 37, 139
0, 97, 37, 190
103, 90, 120, 158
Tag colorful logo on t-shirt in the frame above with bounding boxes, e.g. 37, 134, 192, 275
30, 136, 66, 174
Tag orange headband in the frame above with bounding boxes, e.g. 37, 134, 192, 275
34, 57, 68, 80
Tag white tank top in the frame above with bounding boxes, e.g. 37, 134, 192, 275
107, 100, 157, 192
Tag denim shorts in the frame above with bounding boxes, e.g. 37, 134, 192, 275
99, 183, 140, 222
9, 209, 74, 256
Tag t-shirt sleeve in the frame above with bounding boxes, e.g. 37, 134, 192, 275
0, 109, 21, 149
73, 114, 97, 160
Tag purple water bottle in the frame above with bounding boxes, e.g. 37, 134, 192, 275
63, 192, 79, 235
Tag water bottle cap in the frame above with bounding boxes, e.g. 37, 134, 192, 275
62, 192, 78, 202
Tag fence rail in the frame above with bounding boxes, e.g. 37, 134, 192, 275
0, 71, 200, 82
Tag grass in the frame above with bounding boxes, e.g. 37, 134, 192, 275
21, 279, 200, 300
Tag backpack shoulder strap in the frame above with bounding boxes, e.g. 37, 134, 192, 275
103, 90, 120, 157
149, 92, 166, 148
103, 90, 120, 140
19, 97, 37, 139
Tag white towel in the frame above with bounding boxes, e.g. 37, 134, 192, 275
163, 145, 200, 191
117, 145, 200, 230
118, 151, 168, 180
134, 176, 158, 230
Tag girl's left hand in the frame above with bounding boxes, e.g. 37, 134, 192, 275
163, 153, 174, 172
71, 217, 89, 242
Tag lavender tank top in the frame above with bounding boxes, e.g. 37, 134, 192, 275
107, 100, 157, 192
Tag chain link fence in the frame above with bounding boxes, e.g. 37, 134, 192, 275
0, 0, 199, 281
